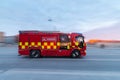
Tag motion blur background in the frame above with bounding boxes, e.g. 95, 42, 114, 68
0, 1, 120, 80
0, 0, 120, 48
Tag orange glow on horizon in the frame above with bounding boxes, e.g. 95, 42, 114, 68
88, 39, 120, 44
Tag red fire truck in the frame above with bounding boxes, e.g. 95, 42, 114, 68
18, 31, 86, 58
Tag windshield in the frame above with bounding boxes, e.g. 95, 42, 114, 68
75, 36, 84, 42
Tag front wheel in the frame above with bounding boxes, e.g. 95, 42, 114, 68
30, 50, 40, 58
71, 50, 80, 58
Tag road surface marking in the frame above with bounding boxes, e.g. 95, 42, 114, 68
88, 54, 120, 55
3, 69, 120, 77
82, 59, 120, 61
1, 58, 120, 62
34, 58, 120, 62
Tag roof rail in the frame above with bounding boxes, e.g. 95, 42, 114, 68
19, 30, 60, 34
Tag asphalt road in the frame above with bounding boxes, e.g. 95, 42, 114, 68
0, 46, 120, 80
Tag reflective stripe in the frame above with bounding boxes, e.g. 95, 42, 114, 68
42, 46, 44, 49
47, 46, 51, 49
57, 42, 60, 46
44, 42, 48, 46
75, 42, 79, 46
42, 42, 57, 49
50, 42, 54, 46
67, 46, 70, 49
19, 42, 71, 50
21, 46, 25, 49
19, 42, 22, 46
53, 46, 57, 49
38, 42, 41, 46
31, 42, 35, 46
25, 42, 28, 46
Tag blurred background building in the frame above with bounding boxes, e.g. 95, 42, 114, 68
4, 36, 18, 44
0, 32, 5, 46
0, 32, 4, 43
0, 32, 18, 46
87, 39, 120, 48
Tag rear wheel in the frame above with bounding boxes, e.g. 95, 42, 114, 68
30, 50, 40, 58
71, 50, 80, 58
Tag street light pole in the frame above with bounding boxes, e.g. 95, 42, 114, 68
48, 18, 57, 31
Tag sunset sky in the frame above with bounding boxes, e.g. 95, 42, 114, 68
0, 0, 120, 36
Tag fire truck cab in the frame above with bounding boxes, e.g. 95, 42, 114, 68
18, 31, 86, 58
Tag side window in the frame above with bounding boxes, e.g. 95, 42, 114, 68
60, 34, 70, 50
60, 35, 69, 42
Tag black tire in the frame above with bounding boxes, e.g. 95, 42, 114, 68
71, 50, 80, 58
30, 50, 40, 58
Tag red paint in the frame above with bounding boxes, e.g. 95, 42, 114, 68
18, 31, 86, 57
